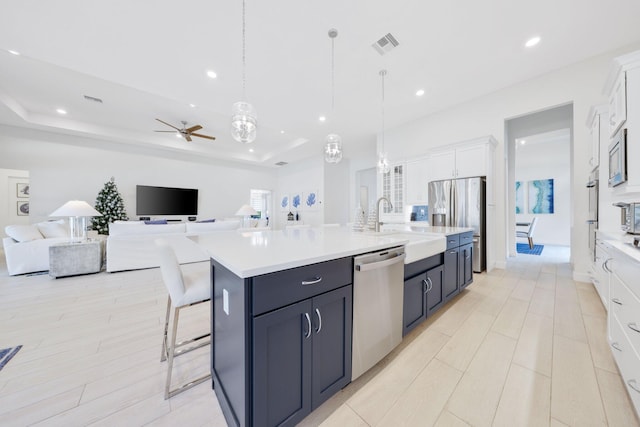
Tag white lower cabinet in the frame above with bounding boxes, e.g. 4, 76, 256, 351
609, 244, 640, 417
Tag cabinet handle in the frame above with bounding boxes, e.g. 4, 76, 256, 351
315, 308, 322, 334
427, 277, 433, 292
611, 342, 622, 352
301, 276, 323, 286
422, 279, 428, 294
448, 250, 457, 254
603, 258, 613, 273
304, 312, 311, 339
612, 298, 622, 305
628, 323, 640, 334
628, 379, 640, 394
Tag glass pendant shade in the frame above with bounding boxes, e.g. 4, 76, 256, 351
377, 153, 390, 174
324, 133, 343, 163
231, 101, 257, 144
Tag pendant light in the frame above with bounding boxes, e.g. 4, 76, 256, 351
324, 28, 342, 163
230, 0, 257, 144
377, 69, 390, 174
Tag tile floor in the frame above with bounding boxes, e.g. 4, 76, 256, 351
0, 246, 638, 426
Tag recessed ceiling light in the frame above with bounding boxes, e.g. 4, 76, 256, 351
8, 50, 20, 56
175, 132, 182, 138
206, 70, 217, 79
280, 130, 285, 134
56, 108, 67, 115
249, 148, 254, 153
416, 89, 425, 97
189, 103, 196, 108
319, 116, 326, 122
525, 36, 541, 48
520, 140, 526, 145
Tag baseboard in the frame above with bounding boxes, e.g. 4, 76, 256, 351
572, 270, 592, 283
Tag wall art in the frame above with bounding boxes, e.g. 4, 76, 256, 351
17, 201, 29, 216
515, 181, 525, 214
279, 194, 290, 212
16, 183, 29, 198
528, 179, 554, 214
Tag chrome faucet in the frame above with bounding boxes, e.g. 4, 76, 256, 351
375, 196, 393, 232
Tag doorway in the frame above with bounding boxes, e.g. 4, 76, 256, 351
506, 104, 573, 260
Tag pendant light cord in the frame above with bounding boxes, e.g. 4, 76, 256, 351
331, 36, 335, 112
380, 70, 387, 154
242, 0, 246, 99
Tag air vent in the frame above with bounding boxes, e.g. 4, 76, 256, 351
372, 33, 399, 56
275, 161, 288, 166
83, 95, 103, 104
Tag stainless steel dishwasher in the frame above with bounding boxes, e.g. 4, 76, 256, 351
352, 246, 406, 380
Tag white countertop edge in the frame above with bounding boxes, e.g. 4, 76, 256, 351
212, 240, 409, 278
597, 229, 640, 263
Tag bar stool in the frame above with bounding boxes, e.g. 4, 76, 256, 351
155, 238, 211, 399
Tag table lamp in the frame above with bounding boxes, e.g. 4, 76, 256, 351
235, 204, 257, 228
50, 200, 102, 242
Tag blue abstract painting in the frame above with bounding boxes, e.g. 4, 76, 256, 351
280, 194, 289, 212
305, 192, 318, 209
292, 193, 301, 209
515, 181, 524, 214
528, 179, 554, 214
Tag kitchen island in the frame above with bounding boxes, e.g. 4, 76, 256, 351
190, 226, 469, 427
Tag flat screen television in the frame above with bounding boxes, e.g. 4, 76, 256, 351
136, 185, 198, 216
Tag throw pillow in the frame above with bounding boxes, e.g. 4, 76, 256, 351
5, 225, 44, 242
37, 219, 69, 238
144, 219, 168, 225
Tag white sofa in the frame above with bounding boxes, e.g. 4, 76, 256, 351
3, 220, 71, 276
106, 220, 242, 272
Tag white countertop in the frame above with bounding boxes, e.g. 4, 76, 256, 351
189, 226, 451, 278
381, 223, 475, 235
597, 229, 640, 263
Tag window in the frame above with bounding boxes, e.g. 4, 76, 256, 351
381, 164, 403, 214
250, 189, 271, 219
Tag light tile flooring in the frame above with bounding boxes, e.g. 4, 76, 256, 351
0, 246, 638, 426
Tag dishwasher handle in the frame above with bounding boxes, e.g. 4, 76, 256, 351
355, 252, 406, 272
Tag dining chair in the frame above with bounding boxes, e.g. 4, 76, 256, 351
516, 217, 538, 249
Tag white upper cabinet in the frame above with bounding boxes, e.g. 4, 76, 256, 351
587, 105, 607, 171
405, 158, 430, 205
608, 71, 627, 137
428, 138, 496, 182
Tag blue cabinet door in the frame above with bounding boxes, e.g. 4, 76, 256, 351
311, 285, 353, 408
443, 247, 459, 300
253, 299, 312, 427
426, 265, 445, 316
403, 274, 428, 336
459, 243, 473, 289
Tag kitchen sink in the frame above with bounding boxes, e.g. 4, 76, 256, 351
378, 232, 446, 264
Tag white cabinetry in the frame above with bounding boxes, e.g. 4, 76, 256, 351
607, 241, 640, 418
605, 50, 640, 195
379, 163, 405, 219
591, 238, 612, 312
609, 71, 627, 137
405, 158, 429, 205
587, 105, 607, 171
428, 138, 496, 182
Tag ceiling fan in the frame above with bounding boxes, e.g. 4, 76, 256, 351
154, 118, 216, 142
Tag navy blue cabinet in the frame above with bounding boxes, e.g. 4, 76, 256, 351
444, 232, 474, 301
402, 254, 443, 336
212, 257, 353, 427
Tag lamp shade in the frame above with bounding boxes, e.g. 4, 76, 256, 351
235, 204, 257, 216
50, 200, 102, 217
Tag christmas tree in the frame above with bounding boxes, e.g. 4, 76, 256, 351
92, 177, 128, 235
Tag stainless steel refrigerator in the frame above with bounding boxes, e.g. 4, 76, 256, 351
428, 177, 486, 273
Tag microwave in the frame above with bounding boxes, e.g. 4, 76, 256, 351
608, 128, 627, 187
614, 202, 640, 234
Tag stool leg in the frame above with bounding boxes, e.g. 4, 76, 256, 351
165, 306, 180, 400
528, 237, 534, 249
160, 297, 171, 362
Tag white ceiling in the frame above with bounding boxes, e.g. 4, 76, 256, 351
1, 0, 640, 167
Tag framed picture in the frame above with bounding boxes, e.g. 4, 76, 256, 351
291, 192, 302, 211
304, 190, 319, 211
279, 194, 290, 212
515, 181, 525, 214
16, 183, 29, 198
528, 179, 554, 214
17, 201, 29, 216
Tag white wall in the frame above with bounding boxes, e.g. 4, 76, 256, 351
515, 133, 571, 246
275, 157, 325, 229
324, 160, 351, 225
0, 168, 30, 234
0, 126, 277, 226
379, 43, 640, 278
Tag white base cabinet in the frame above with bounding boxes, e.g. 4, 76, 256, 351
607, 240, 640, 418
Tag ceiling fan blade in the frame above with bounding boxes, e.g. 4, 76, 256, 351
186, 125, 203, 133
155, 118, 180, 130
154, 130, 178, 133
185, 134, 193, 142
191, 133, 216, 140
